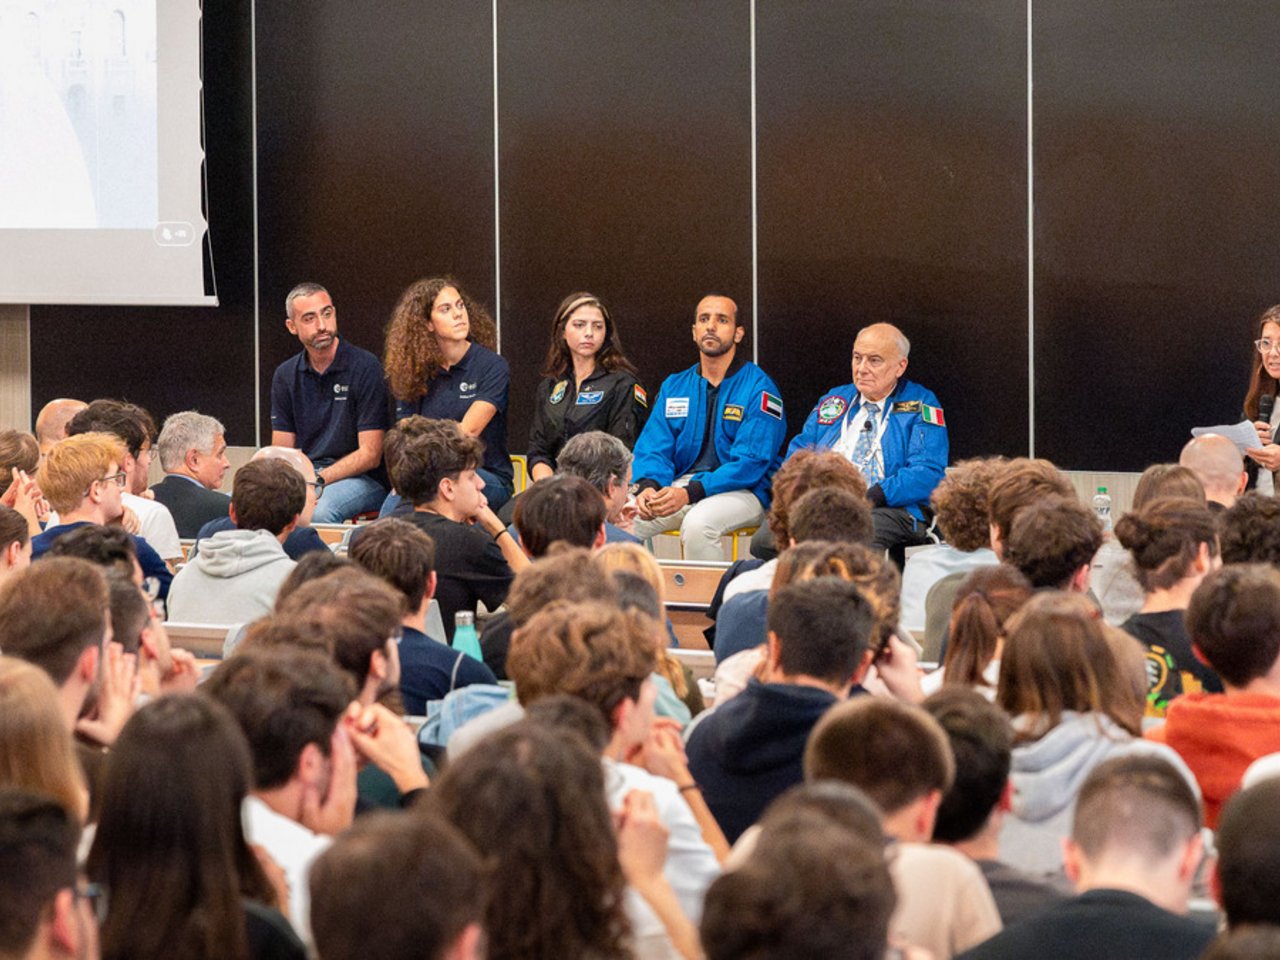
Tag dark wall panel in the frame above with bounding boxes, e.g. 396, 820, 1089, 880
31, 0, 257, 442
757, 0, 1028, 455
497, 0, 752, 451
1034, 1, 1280, 470
255, 1, 495, 433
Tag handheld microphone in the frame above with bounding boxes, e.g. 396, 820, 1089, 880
1262, 394, 1275, 423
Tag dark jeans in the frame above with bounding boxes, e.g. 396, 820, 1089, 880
750, 506, 931, 570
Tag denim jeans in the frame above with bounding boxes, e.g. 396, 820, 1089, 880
311, 475, 388, 524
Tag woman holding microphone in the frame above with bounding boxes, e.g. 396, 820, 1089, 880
1246, 305, 1280, 491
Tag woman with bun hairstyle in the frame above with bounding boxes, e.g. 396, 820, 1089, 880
383, 277, 514, 509
527, 292, 647, 482
919, 564, 1032, 700
1115, 496, 1224, 716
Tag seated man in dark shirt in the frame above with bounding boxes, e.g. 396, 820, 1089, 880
34, 432, 173, 600
349, 517, 496, 712
381, 418, 529, 640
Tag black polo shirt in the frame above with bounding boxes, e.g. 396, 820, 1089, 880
270, 338, 391, 483
394, 342, 512, 486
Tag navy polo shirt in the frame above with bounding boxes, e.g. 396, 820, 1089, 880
395, 342, 513, 486
270, 338, 391, 484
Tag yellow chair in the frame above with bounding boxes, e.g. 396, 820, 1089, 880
510, 455, 529, 494
656, 524, 758, 561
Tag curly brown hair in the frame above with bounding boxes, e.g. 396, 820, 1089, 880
932, 457, 1006, 553
773, 540, 901, 653
540, 292, 639, 380
383, 277, 497, 402
767, 450, 868, 546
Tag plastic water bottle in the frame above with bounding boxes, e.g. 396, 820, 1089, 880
453, 611, 483, 662
1092, 486, 1112, 532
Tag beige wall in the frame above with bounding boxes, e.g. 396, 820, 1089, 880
0, 306, 30, 432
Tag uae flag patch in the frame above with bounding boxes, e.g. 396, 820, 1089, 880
922, 403, 945, 427
760, 391, 783, 420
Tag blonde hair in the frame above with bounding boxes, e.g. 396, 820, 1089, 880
592, 543, 688, 697
37, 432, 126, 514
0, 656, 88, 821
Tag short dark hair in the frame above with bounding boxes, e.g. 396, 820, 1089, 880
1071, 754, 1200, 861
1220, 493, 1280, 565
758, 781, 884, 848
46, 523, 138, 579
1202, 927, 1280, 960
0, 505, 29, 552
701, 809, 895, 960
513, 474, 606, 557
1217, 778, 1280, 927
231, 459, 305, 535
106, 572, 149, 655
0, 558, 108, 684
1186, 564, 1280, 688
788, 487, 874, 545
805, 697, 955, 816
767, 577, 875, 687
310, 811, 484, 960
389, 420, 483, 506
66, 398, 156, 456
272, 569, 405, 690
350, 518, 436, 612
923, 688, 1013, 843
0, 789, 79, 956
201, 648, 354, 790
275, 552, 355, 606
1003, 495, 1103, 589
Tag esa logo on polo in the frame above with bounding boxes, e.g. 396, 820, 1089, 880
333, 383, 350, 400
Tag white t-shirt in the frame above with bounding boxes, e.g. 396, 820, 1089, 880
243, 795, 331, 948
47, 492, 183, 561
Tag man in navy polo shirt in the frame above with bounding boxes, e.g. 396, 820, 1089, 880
270, 282, 392, 523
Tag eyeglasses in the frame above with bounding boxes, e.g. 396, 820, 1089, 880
75, 881, 109, 924
84, 472, 128, 496
1257, 339, 1280, 355
307, 477, 326, 500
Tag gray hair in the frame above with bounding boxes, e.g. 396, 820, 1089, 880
557, 431, 632, 495
157, 411, 225, 471
285, 282, 329, 318
896, 329, 911, 358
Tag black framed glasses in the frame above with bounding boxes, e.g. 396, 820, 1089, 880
307, 477, 326, 500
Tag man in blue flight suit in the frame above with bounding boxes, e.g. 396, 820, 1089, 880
631, 295, 788, 560
786, 322, 948, 564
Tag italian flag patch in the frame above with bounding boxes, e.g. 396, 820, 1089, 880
922, 403, 945, 426
760, 392, 783, 420
634, 384, 648, 408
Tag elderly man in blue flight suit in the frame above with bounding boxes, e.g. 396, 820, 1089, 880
630, 295, 788, 560
786, 322, 948, 565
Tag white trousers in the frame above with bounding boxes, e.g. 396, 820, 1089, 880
633, 479, 766, 561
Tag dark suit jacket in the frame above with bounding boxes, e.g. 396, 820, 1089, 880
150, 474, 231, 538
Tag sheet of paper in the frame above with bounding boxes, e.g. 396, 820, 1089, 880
1190, 421, 1262, 455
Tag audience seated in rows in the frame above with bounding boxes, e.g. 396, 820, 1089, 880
0, 429, 47, 537
1180, 432, 1247, 511
149, 410, 232, 537
0, 504, 32, 580
167, 459, 304, 625
546, 428, 642, 543
1003, 495, 1103, 594
0, 657, 88, 823
921, 566, 1032, 699
34, 397, 86, 456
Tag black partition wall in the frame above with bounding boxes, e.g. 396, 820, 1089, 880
29, 2, 1280, 471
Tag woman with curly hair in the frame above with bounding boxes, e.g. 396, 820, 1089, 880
527, 292, 647, 483
383, 277, 514, 509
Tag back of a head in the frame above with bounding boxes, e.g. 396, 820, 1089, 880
1131, 463, 1206, 510
1179, 434, 1245, 500
273, 568, 405, 690
201, 648, 354, 790
1003, 495, 1104, 589
0, 430, 39, 495
311, 811, 484, 960
758, 781, 884, 848
1202, 927, 1280, 960
997, 591, 1139, 739
106, 573, 149, 655
513, 473, 606, 557
389, 420, 482, 506
923, 688, 1013, 844
349, 517, 436, 611
1220, 493, 1280, 565
804, 697, 955, 817
1186, 564, 1280, 689
507, 545, 619, 626
157, 411, 224, 472
1070, 754, 1200, 866
0, 558, 107, 685
943, 564, 1032, 689
1216, 777, 1280, 928
274, 552, 354, 606
558, 430, 632, 495
46, 523, 138, 580
1114, 496, 1219, 593
0, 657, 86, 821
987, 458, 1074, 547
38, 431, 125, 515
774, 541, 901, 654
787, 487, 873, 545
592, 541, 665, 604
0, 505, 29, 556
66, 398, 155, 457
767, 577, 875, 687
932, 457, 1006, 553
231, 459, 305, 535
381, 415, 434, 486
767, 450, 869, 546
424, 719, 628, 960
0, 789, 79, 958
34, 398, 87, 449
506, 600, 657, 727
701, 807, 895, 960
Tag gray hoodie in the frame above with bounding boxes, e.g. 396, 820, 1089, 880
167, 528, 296, 625
997, 711, 1198, 880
